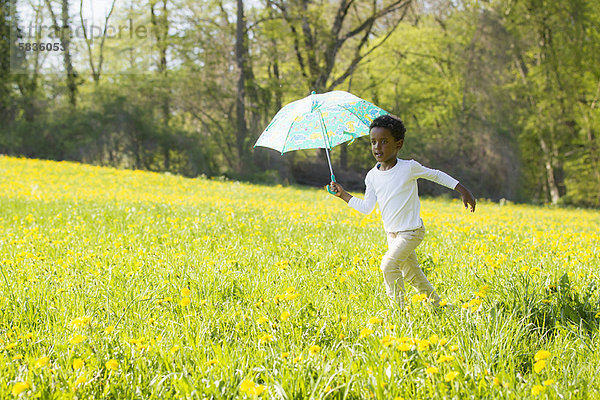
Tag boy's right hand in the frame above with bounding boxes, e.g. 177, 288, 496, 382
329, 181, 343, 197
329, 182, 353, 203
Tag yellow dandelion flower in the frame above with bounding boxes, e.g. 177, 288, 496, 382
534, 350, 551, 361
181, 288, 191, 297
285, 292, 301, 301
439, 337, 449, 346
69, 334, 86, 345
426, 366, 439, 374
70, 316, 91, 328
380, 335, 396, 347
411, 293, 427, 303
273, 294, 284, 304
280, 310, 291, 321
34, 356, 50, 368
543, 379, 555, 386
340, 314, 348, 323
397, 342, 413, 352
170, 345, 180, 355
533, 359, 546, 373
281, 352, 290, 358
444, 371, 459, 382
532, 384, 545, 396
368, 316, 383, 324
359, 328, 374, 339
436, 354, 455, 363
104, 325, 115, 334
417, 339, 431, 351
105, 359, 119, 371
11, 382, 30, 396
180, 297, 191, 306
259, 334, 275, 343
439, 299, 448, 307
206, 359, 218, 366
449, 344, 459, 352
12, 354, 23, 361
74, 375, 87, 387
429, 334, 439, 345
72, 358, 84, 370
250, 384, 267, 396
240, 379, 266, 396
493, 377, 501, 386
240, 379, 254, 392
309, 345, 321, 355
256, 316, 269, 324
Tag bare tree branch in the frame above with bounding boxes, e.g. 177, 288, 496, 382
327, 0, 411, 90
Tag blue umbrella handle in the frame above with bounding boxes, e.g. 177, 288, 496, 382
327, 174, 337, 194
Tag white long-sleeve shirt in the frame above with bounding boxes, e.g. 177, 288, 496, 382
348, 158, 459, 232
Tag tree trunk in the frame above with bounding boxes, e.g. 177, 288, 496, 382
45, 0, 78, 108
538, 133, 560, 204
79, 0, 116, 85
235, 0, 248, 173
513, 51, 562, 204
61, 0, 77, 108
582, 84, 600, 206
151, 0, 171, 171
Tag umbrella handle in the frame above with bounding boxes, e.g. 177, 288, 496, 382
327, 174, 337, 194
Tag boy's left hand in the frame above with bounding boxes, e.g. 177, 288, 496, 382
455, 183, 476, 212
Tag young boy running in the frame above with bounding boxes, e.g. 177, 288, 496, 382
329, 114, 476, 308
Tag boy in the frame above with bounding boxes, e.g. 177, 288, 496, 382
329, 114, 476, 308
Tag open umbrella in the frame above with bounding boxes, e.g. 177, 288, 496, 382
254, 90, 389, 193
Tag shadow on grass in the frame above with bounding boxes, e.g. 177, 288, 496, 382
498, 272, 599, 338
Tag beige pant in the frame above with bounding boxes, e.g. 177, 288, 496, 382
381, 226, 441, 308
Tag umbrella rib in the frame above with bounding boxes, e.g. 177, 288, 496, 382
338, 103, 380, 127
279, 118, 298, 154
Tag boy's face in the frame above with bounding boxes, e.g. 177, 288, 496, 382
369, 127, 403, 164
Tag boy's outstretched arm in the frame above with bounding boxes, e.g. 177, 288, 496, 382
329, 181, 353, 203
455, 183, 476, 212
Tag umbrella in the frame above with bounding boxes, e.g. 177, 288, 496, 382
254, 90, 389, 193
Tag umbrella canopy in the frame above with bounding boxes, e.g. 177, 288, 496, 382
254, 90, 389, 153
254, 90, 388, 192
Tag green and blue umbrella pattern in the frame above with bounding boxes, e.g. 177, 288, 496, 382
254, 91, 389, 153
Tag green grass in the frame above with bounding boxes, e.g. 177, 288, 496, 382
0, 156, 599, 398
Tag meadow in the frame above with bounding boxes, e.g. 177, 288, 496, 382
0, 155, 599, 399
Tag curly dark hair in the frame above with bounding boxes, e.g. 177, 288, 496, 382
369, 114, 406, 141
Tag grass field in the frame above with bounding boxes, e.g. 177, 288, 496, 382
0, 155, 599, 399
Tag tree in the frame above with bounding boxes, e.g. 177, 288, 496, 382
268, 0, 413, 93
78, 0, 117, 84
503, 0, 600, 204
45, 0, 80, 108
